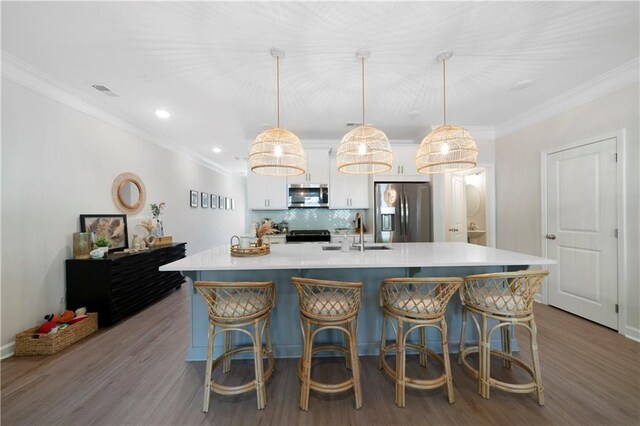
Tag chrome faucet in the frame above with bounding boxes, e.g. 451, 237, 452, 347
354, 212, 364, 252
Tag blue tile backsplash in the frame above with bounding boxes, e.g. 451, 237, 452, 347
250, 209, 366, 231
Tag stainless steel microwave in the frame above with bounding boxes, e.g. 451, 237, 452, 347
288, 183, 329, 208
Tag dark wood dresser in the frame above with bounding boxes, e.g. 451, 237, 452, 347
65, 243, 186, 327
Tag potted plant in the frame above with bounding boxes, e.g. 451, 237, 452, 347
94, 236, 110, 253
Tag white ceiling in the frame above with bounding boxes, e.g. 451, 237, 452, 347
2, 1, 638, 174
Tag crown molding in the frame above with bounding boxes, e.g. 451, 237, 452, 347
496, 58, 640, 139
1, 51, 234, 176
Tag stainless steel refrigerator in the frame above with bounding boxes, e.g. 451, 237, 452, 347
374, 182, 432, 243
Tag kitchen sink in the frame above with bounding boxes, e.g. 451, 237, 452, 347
322, 245, 392, 251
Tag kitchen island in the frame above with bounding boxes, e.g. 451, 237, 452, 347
160, 242, 554, 361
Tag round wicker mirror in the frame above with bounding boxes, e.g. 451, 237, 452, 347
112, 172, 146, 214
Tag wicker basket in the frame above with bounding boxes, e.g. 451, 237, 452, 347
14, 313, 98, 356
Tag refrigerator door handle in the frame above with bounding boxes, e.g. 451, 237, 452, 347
399, 191, 404, 237
404, 191, 410, 239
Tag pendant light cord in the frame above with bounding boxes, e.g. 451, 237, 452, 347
361, 57, 365, 126
276, 55, 280, 128
442, 58, 447, 125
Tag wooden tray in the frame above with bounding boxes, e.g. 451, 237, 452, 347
230, 236, 270, 257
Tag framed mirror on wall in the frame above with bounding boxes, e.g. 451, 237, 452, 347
112, 172, 146, 215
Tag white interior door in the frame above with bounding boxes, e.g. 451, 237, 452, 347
449, 174, 468, 242
546, 137, 618, 329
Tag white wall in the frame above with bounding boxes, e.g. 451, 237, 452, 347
495, 83, 639, 336
1, 78, 247, 355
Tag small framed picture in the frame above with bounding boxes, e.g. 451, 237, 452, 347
218, 196, 225, 209
190, 190, 198, 208
225, 197, 231, 210
210, 194, 218, 209
231, 198, 236, 210
201, 192, 209, 208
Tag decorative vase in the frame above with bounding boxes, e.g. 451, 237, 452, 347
257, 238, 263, 247
132, 234, 141, 250
73, 232, 92, 259
154, 219, 164, 237
144, 234, 156, 247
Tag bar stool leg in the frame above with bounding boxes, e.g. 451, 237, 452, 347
530, 318, 545, 406
299, 319, 312, 411
458, 307, 468, 365
203, 323, 215, 413
440, 319, 454, 404
253, 319, 266, 410
348, 320, 362, 409
501, 325, 512, 369
396, 318, 406, 408
223, 330, 232, 374
379, 313, 388, 370
480, 314, 490, 399
265, 317, 273, 366
419, 326, 428, 368
345, 326, 352, 371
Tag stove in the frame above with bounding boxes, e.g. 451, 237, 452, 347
286, 229, 331, 243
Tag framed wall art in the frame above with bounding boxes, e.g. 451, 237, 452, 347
79, 214, 129, 251
218, 196, 225, 209
190, 190, 198, 208
225, 197, 230, 210
201, 192, 209, 208
210, 194, 218, 209
231, 198, 236, 210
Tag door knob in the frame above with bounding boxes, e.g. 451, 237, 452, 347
545, 234, 556, 240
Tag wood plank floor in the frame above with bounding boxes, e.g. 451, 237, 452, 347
2, 285, 638, 425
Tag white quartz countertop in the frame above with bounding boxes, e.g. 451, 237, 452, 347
160, 242, 554, 272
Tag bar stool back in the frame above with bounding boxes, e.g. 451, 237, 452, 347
458, 270, 548, 405
379, 277, 463, 407
292, 277, 363, 411
194, 281, 275, 412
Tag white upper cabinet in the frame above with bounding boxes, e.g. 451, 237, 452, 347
287, 148, 330, 184
247, 169, 288, 210
386, 145, 428, 180
329, 158, 370, 209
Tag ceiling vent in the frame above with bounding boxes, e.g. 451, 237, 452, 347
90, 84, 119, 97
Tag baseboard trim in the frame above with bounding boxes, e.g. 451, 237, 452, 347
1, 342, 15, 359
624, 326, 640, 342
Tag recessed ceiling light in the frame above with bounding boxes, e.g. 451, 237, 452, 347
212, 147, 222, 153
155, 109, 170, 119
407, 110, 421, 118
512, 79, 535, 91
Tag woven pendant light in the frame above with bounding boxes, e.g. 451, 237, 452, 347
249, 48, 306, 176
337, 49, 392, 174
416, 51, 478, 174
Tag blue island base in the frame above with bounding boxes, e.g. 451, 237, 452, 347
185, 265, 524, 361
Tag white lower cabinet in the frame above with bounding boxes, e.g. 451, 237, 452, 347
266, 234, 287, 244
247, 170, 288, 210
330, 234, 374, 244
329, 158, 370, 209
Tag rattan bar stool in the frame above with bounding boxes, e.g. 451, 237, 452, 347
379, 277, 463, 407
292, 277, 363, 411
194, 281, 275, 412
458, 270, 548, 405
